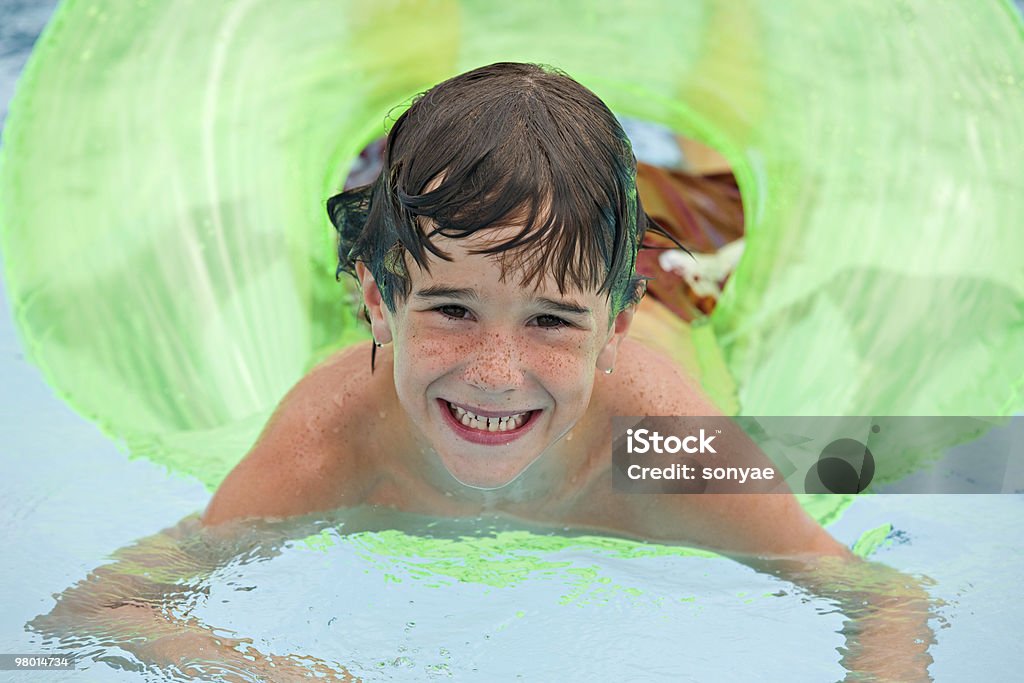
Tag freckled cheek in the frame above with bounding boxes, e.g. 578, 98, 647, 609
395, 325, 471, 378
526, 343, 597, 391
396, 321, 600, 387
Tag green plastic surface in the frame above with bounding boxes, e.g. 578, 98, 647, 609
2, 1, 1022, 536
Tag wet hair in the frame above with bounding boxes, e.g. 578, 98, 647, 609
327, 62, 676, 324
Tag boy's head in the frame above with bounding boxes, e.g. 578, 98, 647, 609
329, 61, 649, 322
327, 62, 656, 491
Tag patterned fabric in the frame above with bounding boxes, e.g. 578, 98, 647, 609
635, 164, 744, 321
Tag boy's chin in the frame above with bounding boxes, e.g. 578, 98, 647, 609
435, 452, 535, 491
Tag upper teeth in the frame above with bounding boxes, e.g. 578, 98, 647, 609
448, 402, 530, 432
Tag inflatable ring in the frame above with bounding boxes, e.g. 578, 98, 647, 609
2, 1, 1022, 529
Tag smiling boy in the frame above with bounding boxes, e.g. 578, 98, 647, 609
200, 71, 935, 683
200, 62, 848, 558
27, 62, 931, 681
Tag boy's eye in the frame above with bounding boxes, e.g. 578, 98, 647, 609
431, 306, 573, 329
533, 314, 572, 329
435, 305, 471, 320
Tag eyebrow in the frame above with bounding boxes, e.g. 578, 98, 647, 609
414, 285, 480, 301
534, 297, 591, 317
413, 285, 592, 317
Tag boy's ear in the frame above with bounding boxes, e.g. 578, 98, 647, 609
596, 304, 636, 376
355, 262, 393, 345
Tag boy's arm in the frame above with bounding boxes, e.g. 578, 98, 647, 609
203, 344, 372, 527
661, 492, 933, 681
744, 551, 935, 682
28, 514, 353, 681
635, 469, 934, 682
613, 342, 935, 680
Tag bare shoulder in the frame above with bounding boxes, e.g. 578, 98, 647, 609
601, 337, 724, 418
201, 342, 382, 528
592, 340, 850, 559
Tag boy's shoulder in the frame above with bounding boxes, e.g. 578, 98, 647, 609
202, 342, 383, 527
599, 337, 723, 418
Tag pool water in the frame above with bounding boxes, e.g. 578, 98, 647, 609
3, 422, 1023, 681
3, 1, 1024, 681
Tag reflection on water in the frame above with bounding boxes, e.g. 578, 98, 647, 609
25, 505, 947, 681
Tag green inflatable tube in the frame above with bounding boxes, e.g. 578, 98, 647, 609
2, 0, 1023, 534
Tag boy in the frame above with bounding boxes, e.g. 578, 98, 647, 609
36, 62, 931, 681
200, 65, 934, 680
200, 62, 838, 556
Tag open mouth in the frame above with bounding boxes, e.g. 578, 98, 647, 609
438, 399, 541, 444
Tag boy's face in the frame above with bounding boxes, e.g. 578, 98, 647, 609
359, 225, 633, 491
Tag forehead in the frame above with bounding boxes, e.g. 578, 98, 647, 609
411, 224, 598, 300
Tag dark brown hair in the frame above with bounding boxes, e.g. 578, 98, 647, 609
328, 62, 671, 320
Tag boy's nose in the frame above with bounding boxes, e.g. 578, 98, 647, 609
463, 333, 527, 393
